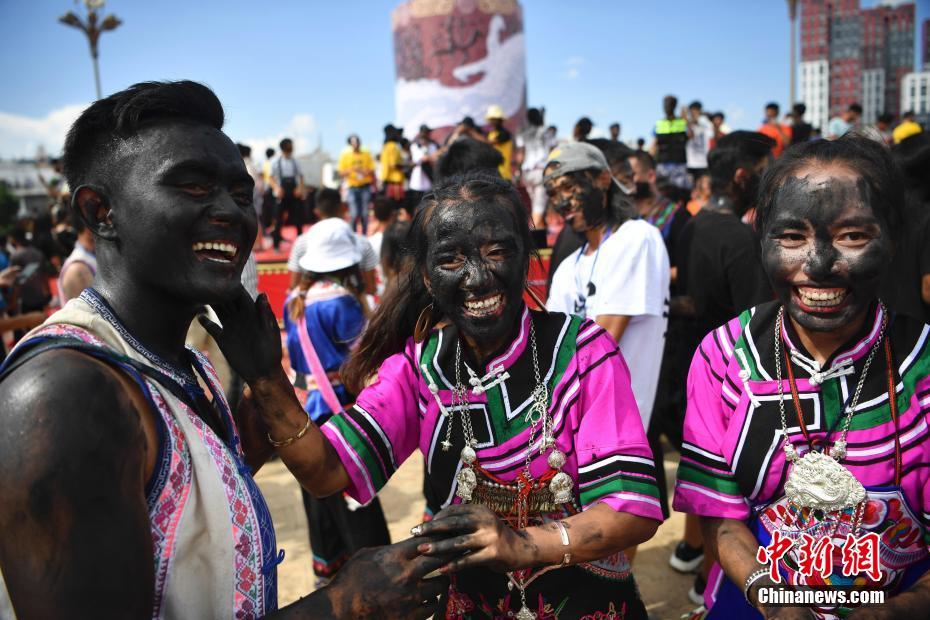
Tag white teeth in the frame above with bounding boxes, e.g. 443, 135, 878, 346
192, 241, 238, 258
464, 295, 502, 315
798, 288, 847, 307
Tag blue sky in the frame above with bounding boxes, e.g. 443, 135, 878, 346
1, 0, 927, 160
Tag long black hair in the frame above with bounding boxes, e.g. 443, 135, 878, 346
342, 171, 534, 393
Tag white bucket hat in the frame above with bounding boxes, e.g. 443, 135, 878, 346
298, 218, 363, 273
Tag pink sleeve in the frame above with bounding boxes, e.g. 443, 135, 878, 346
672, 331, 750, 520
574, 327, 666, 521
321, 342, 421, 504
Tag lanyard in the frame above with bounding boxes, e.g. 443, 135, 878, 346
573, 224, 614, 313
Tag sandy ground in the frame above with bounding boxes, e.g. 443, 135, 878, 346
256, 449, 699, 620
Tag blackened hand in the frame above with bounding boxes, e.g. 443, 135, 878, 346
413, 503, 534, 573
324, 538, 450, 619
200, 288, 283, 384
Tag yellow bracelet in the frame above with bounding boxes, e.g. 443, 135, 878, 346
267, 414, 311, 448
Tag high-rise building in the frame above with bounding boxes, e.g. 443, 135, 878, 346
799, 0, 916, 128
923, 18, 929, 68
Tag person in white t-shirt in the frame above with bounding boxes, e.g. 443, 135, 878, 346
544, 142, 670, 430
514, 107, 555, 228
685, 100, 713, 179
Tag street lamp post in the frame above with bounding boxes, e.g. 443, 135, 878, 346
788, 0, 799, 108
59, 0, 122, 99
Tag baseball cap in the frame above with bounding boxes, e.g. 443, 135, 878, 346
298, 218, 363, 274
485, 104, 505, 120
543, 142, 610, 183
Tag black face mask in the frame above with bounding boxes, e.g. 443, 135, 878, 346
425, 201, 527, 351
761, 176, 890, 333
634, 182, 652, 200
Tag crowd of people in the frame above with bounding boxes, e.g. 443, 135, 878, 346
1, 78, 930, 620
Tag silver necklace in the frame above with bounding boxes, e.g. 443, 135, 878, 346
774, 305, 885, 531
426, 319, 570, 620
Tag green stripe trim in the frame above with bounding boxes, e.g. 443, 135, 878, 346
580, 476, 661, 506
329, 415, 388, 491
677, 461, 742, 496
419, 332, 444, 388
732, 309, 761, 380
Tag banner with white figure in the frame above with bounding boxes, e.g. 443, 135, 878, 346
391, 0, 527, 141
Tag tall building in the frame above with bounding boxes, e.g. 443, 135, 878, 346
799, 0, 916, 128
923, 18, 930, 68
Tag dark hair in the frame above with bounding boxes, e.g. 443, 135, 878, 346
237, 143, 251, 158
585, 138, 634, 169
893, 131, 930, 205
437, 138, 503, 181
372, 195, 395, 223
793, 102, 807, 116
527, 108, 543, 126
10, 227, 29, 246
380, 220, 410, 279
609, 122, 620, 130
755, 135, 904, 244
62, 80, 224, 190
315, 187, 342, 218
574, 117, 593, 137
848, 103, 863, 115
711, 111, 725, 121
708, 130, 775, 196
279, 138, 293, 150
628, 149, 656, 173
664, 95, 678, 109
877, 112, 895, 125
902, 110, 915, 118
689, 100, 702, 110
342, 172, 533, 393
347, 134, 360, 145
766, 102, 780, 114
265, 148, 275, 158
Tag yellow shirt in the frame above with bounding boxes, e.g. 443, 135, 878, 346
380, 141, 405, 185
893, 120, 922, 145
338, 148, 376, 187
262, 160, 272, 185
489, 130, 513, 180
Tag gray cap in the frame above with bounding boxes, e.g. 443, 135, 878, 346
543, 142, 609, 183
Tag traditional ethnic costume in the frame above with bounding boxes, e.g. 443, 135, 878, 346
282, 281, 390, 583
674, 301, 930, 619
0, 289, 279, 619
322, 306, 666, 619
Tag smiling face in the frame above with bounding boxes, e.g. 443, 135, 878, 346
424, 199, 527, 353
761, 165, 891, 333
105, 121, 257, 306
544, 169, 608, 233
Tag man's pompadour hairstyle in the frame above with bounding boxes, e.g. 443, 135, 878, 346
62, 80, 225, 189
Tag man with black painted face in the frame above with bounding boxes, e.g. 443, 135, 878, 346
230, 172, 665, 618
545, 142, 670, 435
0, 81, 448, 619
675, 136, 930, 619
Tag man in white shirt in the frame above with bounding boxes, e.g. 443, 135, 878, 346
685, 100, 713, 180
408, 125, 438, 210
544, 142, 670, 430
515, 107, 555, 228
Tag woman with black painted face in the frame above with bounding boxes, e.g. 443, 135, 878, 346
673, 136, 930, 619
228, 172, 664, 619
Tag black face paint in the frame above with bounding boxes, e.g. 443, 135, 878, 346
102, 122, 258, 308
425, 200, 527, 354
549, 173, 608, 233
761, 175, 890, 333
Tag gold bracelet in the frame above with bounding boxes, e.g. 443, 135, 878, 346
554, 520, 571, 567
267, 414, 311, 448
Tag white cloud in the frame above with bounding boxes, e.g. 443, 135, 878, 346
563, 67, 580, 80
561, 55, 585, 80
242, 113, 317, 157
564, 56, 586, 67
0, 103, 88, 159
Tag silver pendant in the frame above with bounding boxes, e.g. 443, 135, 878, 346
515, 604, 536, 620
460, 445, 477, 464
441, 440, 452, 452
456, 466, 477, 501
549, 471, 574, 504
784, 450, 866, 513
547, 449, 566, 469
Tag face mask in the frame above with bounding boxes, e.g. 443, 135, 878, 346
634, 182, 652, 200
